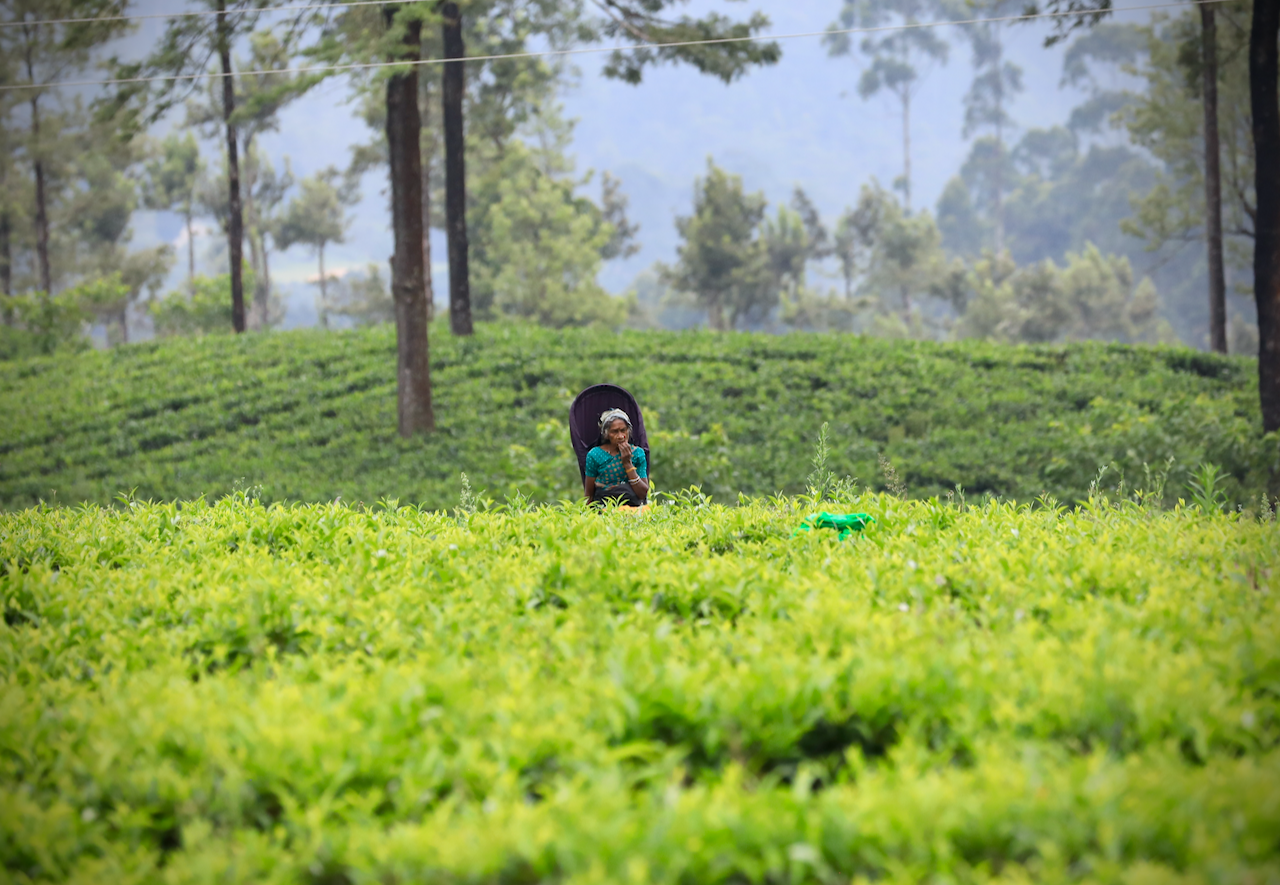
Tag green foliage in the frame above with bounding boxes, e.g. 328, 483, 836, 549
806, 421, 858, 502
935, 14, 1249, 348
275, 168, 352, 262
954, 245, 1176, 344
1059, 21, 1146, 132
0, 275, 130, 358
0, 322, 1274, 512
275, 167, 355, 327
938, 129, 1158, 270
140, 132, 203, 223
470, 137, 626, 329
1122, 3, 1254, 272
824, 0, 950, 205
0, 491, 1276, 881
958, 8, 1024, 141
663, 160, 773, 330
321, 264, 394, 328
149, 268, 254, 338
0, 0, 138, 292
854, 182, 954, 327
1188, 462, 1228, 513
591, 1, 781, 85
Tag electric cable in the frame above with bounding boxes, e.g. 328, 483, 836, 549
0, 0, 1230, 93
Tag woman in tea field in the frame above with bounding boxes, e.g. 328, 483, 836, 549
583, 409, 649, 507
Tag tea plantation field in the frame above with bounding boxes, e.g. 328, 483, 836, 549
1, 322, 1274, 511
2, 492, 1277, 883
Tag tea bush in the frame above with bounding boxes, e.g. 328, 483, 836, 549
1, 492, 1277, 882
1, 321, 1274, 511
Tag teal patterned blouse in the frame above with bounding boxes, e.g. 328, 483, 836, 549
585, 446, 648, 485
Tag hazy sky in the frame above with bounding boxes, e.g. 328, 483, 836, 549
112, 0, 1161, 321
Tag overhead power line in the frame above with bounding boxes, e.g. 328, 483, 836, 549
0, 0, 1229, 93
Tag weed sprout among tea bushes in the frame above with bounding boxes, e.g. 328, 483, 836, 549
1, 483, 1277, 882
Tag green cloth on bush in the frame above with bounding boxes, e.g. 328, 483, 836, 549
796, 511, 875, 540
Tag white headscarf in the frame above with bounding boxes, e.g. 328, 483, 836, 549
599, 408, 631, 440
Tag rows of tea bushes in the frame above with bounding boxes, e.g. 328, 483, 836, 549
1, 321, 1272, 510
2, 492, 1277, 882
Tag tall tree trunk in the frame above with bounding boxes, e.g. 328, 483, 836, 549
317, 241, 328, 329
993, 26, 1005, 257
33, 154, 49, 293
22, 27, 52, 295
994, 124, 1005, 256
260, 234, 273, 327
708, 300, 725, 331
1202, 5, 1228, 354
420, 72, 435, 323
184, 209, 196, 288
0, 202, 10, 297
242, 135, 265, 329
901, 87, 911, 214
246, 222, 263, 327
30, 96, 50, 295
441, 0, 473, 335
1251, 0, 1280, 440
216, 0, 246, 334
386, 6, 435, 435
0, 152, 8, 297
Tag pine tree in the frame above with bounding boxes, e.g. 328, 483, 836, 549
824, 0, 949, 213
0, 0, 132, 294
957, 1, 1024, 255
107, 0, 318, 332
663, 160, 772, 331
275, 168, 356, 328
142, 133, 204, 288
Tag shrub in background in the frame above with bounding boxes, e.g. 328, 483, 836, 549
149, 267, 253, 338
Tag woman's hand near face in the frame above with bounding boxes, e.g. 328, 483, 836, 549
619, 441, 633, 463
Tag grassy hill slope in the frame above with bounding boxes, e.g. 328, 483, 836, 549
1, 322, 1271, 510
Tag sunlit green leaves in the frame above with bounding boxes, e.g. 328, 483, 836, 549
0, 493, 1276, 881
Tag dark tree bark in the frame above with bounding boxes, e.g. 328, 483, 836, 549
0, 202, 10, 297
992, 26, 1004, 255
1251, 0, 1280, 439
242, 134, 268, 329
440, 0, 473, 336
0, 135, 7, 297
23, 32, 50, 295
216, 0, 246, 334
317, 240, 328, 329
901, 87, 911, 216
32, 139, 50, 292
1202, 5, 1227, 354
419, 71, 434, 323
245, 206, 263, 324
184, 211, 196, 288
260, 229, 272, 324
386, 7, 435, 435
